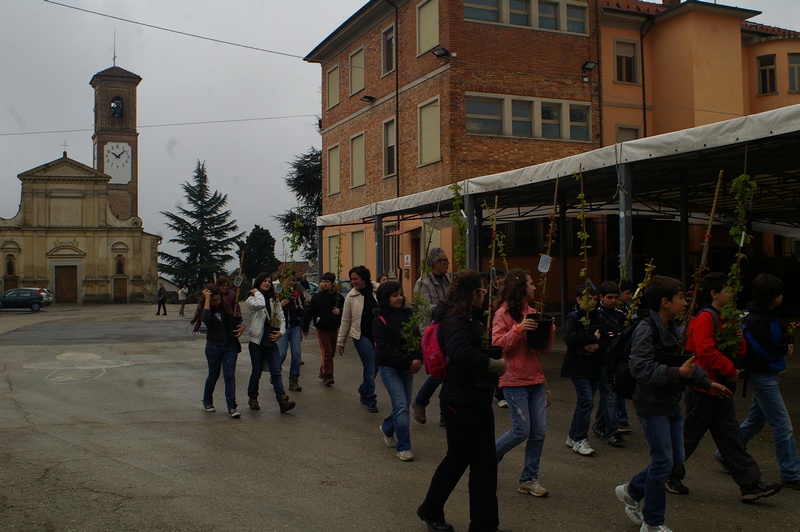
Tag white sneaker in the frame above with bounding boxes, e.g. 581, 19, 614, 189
640, 524, 672, 532
497, 399, 508, 408
615, 483, 643, 524
565, 436, 576, 448
572, 439, 595, 456
518, 479, 549, 497
380, 426, 397, 448
396, 450, 414, 461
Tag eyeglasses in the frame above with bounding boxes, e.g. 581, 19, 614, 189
436, 257, 449, 263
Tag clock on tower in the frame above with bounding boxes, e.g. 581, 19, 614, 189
90, 66, 142, 219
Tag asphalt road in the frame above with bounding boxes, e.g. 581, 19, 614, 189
0, 304, 797, 531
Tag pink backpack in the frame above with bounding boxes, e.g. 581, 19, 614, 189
421, 322, 448, 380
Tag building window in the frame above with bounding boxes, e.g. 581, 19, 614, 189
466, 98, 503, 135
757, 55, 777, 95
615, 40, 638, 83
510, 0, 530, 26
569, 106, 590, 141
566, 5, 586, 33
465, 0, 500, 22
789, 53, 800, 92
327, 234, 340, 275
351, 230, 366, 268
418, 98, 441, 165
349, 49, 364, 95
382, 26, 395, 74
326, 67, 340, 109
350, 133, 365, 188
541, 103, 561, 138
538, 1, 558, 30
417, 0, 440, 55
616, 126, 640, 142
327, 145, 340, 195
512, 100, 533, 137
382, 224, 399, 277
383, 118, 397, 176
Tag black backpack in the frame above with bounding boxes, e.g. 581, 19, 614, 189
607, 316, 658, 399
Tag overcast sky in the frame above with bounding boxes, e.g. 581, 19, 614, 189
1, 0, 798, 270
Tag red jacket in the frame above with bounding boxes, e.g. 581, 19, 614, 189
492, 303, 554, 388
685, 307, 745, 393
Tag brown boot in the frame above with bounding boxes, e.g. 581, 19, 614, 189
289, 376, 302, 392
279, 394, 296, 413
248, 395, 260, 410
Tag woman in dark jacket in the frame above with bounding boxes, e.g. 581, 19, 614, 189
417, 270, 510, 532
191, 283, 243, 418
373, 281, 422, 462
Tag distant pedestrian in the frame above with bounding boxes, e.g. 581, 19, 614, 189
303, 272, 344, 386
178, 284, 188, 316
155, 283, 167, 315
377, 272, 390, 285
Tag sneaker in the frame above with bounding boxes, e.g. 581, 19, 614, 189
323, 374, 335, 386
380, 425, 397, 448
565, 436, 576, 448
518, 479, 549, 497
713, 451, 731, 474
782, 479, 800, 490
289, 376, 302, 392
665, 478, 689, 495
416, 507, 454, 532
412, 401, 427, 424
640, 524, 673, 532
615, 483, 643, 524
607, 433, 626, 447
591, 426, 606, 438
741, 481, 782, 502
497, 399, 508, 408
203, 403, 215, 412
572, 439, 595, 456
439, 416, 446, 427
617, 421, 632, 434
227, 409, 241, 418
367, 402, 379, 413
397, 450, 414, 461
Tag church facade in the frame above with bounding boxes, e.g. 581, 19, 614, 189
0, 66, 160, 303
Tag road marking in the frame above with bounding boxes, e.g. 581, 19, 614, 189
23, 352, 133, 383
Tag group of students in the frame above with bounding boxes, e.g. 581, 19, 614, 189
190, 264, 797, 532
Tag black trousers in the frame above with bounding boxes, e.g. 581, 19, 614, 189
419, 398, 499, 532
676, 387, 761, 487
156, 299, 167, 314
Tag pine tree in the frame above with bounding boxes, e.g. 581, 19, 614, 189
240, 225, 280, 280
158, 161, 244, 291
276, 147, 321, 263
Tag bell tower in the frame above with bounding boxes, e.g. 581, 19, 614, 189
90, 66, 142, 219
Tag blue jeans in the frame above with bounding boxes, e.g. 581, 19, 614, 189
615, 396, 629, 423
378, 365, 413, 452
278, 325, 302, 378
415, 376, 443, 408
627, 412, 684, 527
204, 342, 238, 411
568, 378, 599, 441
496, 384, 547, 483
739, 372, 800, 482
248, 342, 286, 401
593, 367, 621, 437
352, 336, 377, 406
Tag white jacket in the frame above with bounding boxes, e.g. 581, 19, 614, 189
336, 282, 379, 347
246, 291, 285, 345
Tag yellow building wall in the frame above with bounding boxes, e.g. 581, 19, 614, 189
743, 39, 800, 114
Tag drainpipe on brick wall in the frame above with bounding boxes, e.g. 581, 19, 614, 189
594, 0, 604, 146
640, 17, 654, 137
385, 0, 401, 279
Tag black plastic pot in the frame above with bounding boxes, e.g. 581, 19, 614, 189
526, 313, 554, 350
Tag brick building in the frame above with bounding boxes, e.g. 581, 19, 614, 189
306, 0, 799, 300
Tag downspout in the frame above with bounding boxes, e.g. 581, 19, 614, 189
594, 0, 604, 146
640, 17, 654, 136
386, 0, 401, 280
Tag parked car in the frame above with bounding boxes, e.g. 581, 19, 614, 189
25, 287, 53, 305
0, 288, 44, 312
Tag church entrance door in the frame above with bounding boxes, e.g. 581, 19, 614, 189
113, 278, 127, 303
55, 266, 78, 303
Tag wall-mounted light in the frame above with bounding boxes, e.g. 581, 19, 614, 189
431, 46, 450, 59
581, 60, 598, 83
360, 95, 376, 103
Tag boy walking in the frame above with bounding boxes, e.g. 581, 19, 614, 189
716, 272, 800, 489
616, 275, 729, 532
668, 272, 782, 502
592, 280, 627, 447
303, 272, 344, 386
